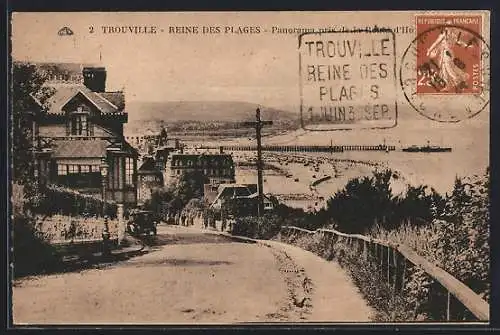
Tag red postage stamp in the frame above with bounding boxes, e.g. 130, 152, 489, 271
415, 15, 482, 94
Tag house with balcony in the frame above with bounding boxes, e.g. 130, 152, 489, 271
31, 62, 139, 207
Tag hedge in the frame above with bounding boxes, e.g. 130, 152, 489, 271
32, 184, 117, 219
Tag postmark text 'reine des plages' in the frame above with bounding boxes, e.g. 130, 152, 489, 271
299, 30, 398, 131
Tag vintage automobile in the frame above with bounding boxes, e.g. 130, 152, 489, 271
126, 210, 158, 236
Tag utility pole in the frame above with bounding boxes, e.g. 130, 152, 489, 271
242, 108, 273, 217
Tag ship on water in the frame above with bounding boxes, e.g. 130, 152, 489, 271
402, 141, 452, 153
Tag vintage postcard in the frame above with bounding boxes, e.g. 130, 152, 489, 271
9, 11, 490, 325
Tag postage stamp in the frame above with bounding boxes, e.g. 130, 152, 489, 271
415, 15, 482, 95
400, 16, 490, 123
299, 28, 398, 131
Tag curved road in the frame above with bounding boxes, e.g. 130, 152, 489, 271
12, 225, 373, 324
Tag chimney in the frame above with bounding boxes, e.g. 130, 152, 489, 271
82, 67, 106, 92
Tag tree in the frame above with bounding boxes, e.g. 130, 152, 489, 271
12, 63, 54, 213
12, 63, 54, 183
174, 170, 209, 205
443, 176, 473, 223
394, 184, 442, 226
431, 169, 490, 300
147, 170, 210, 218
326, 169, 396, 233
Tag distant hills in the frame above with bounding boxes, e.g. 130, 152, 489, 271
123, 100, 489, 137
126, 101, 298, 123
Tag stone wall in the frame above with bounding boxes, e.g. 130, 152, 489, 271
34, 214, 119, 243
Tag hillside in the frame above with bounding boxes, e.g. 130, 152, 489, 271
126, 101, 298, 123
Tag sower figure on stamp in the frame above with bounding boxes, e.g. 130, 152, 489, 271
426, 27, 473, 92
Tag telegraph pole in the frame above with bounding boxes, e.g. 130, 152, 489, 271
242, 108, 273, 217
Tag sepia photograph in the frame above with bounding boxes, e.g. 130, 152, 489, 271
9, 11, 490, 325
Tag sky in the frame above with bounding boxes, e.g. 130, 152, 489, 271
12, 12, 308, 106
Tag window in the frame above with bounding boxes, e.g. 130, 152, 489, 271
70, 114, 88, 136
125, 158, 134, 186
68, 165, 79, 174
80, 165, 90, 173
57, 164, 67, 175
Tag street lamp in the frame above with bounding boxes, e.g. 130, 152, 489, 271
100, 158, 111, 257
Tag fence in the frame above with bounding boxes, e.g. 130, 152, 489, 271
279, 225, 489, 322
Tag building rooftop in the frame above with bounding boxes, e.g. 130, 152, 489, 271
138, 157, 161, 173
171, 153, 232, 158
45, 85, 125, 115
52, 139, 109, 158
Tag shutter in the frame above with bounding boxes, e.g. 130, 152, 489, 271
89, 117, 94, 136
66, 119, 70, 136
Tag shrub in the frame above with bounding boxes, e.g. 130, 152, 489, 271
12, 215, 60, 277
31, 184, 117, 219
231, 214, 282, 239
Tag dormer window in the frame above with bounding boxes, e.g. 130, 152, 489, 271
69, 106, 90, 136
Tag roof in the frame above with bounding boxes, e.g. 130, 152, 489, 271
171, 154, 234, 169
129, 209, 154, 215
99, 92, 125, 110
37, 62, 98, 75
217, 183, 253, 190
244, 193, 273, 202
211, 184, 253, 206
138, 157, 158, 172
122, 140, 139, 157
52, 139, 109, 158
171, 153, 234, 163
52, 138, 138, 158
45, 85, 125, 115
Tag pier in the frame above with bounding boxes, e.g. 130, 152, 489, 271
200, 144, 396, 153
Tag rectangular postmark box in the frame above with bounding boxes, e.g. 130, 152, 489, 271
299, 29, 398, 131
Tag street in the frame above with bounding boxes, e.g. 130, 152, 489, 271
12, 225, 373, 324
